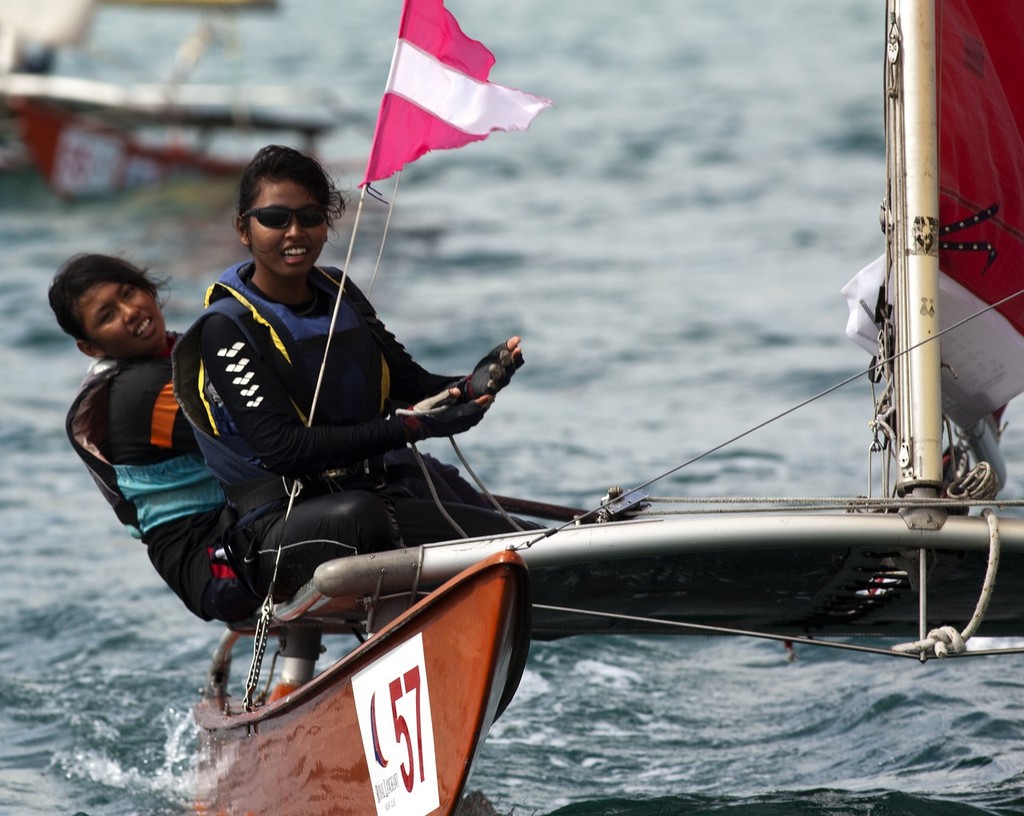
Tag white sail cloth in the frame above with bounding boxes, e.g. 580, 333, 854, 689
0, 0, 96, 49
843, 255, 1024, 428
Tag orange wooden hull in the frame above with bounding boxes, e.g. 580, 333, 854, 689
193, 550, 530, 816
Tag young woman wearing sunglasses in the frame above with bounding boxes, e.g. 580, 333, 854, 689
173, 145, 532, 601
50, 254, 260, 622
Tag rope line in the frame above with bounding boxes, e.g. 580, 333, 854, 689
407, 442, 468, 538
630, 495, 1024, 514
891, 509, 1001, 659
448, 437, 526, 531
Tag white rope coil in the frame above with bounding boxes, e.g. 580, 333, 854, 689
892, 509, 1001, 658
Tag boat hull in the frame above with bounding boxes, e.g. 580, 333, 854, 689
11, 98, 240, 198
193, 550, 530, 816
306, 511, 1024, 641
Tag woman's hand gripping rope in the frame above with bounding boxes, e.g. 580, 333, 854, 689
397, 336, 522, 441
398, 387, 492, 441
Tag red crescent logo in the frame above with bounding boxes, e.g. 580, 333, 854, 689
370, 692, 388, 768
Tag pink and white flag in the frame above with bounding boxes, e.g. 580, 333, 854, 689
361, 0, 551, 186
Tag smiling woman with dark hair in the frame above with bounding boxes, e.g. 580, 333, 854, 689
50, 253, 260, 622
173, 144, 534, 602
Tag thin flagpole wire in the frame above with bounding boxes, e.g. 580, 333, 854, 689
306, 185, 368, 426
308, 172, 402, 423
365, 172, 402, 297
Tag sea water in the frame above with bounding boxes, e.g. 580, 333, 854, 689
3, 1, 1024, 814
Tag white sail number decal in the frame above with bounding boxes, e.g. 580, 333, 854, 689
53, 126, 163, 196
353, 633, 439, 815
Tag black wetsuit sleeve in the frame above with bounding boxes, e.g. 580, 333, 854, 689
199, 313, 411, 478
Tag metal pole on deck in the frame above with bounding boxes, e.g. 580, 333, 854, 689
891, 0, 943, 496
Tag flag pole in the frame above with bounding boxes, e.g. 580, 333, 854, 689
306, 183, 367, 426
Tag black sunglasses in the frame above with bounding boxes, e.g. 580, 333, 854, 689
242, 205, 327, 229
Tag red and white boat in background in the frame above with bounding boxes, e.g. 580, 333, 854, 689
10, 98, 244, 198
0, 0, 341, 198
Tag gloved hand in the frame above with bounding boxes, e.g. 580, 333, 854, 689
459, 336, 524, 399
399, 388, 491, 440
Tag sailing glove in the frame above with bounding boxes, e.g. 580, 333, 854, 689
459, 341, 524, 399
399, 388, 488, 440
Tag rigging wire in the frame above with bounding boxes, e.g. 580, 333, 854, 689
407, 444, 468, 538
306, 186, 368, 423
532, 603, 1024, 661
448, 436, 526, 531
505, 282, 1024, 550
625, 283, 1024, 500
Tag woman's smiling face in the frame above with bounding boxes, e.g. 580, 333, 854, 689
75, 280, 168, 359
237, 178, 329, 304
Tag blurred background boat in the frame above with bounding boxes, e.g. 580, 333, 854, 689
0, 0, 347, 197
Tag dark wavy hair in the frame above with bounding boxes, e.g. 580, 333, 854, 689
49, 253, 165, 341
236, 144, 346, 228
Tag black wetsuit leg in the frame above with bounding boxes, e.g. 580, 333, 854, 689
236, 490, 402, 597
388, 496, 540, 546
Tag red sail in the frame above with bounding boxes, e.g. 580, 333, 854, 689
938, 1, 1024, 326
932, 1, 1024, 425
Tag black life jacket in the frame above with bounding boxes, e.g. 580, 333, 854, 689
66, 354, 224, 538
172, 262, 391, 522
